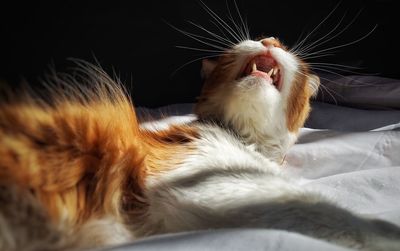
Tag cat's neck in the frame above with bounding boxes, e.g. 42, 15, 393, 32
232, 121, 295, 164
199, 115, 296, 163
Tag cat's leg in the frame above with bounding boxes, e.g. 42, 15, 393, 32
220, 197, 400, 250
231, 195, 400, 251
147, 173, 400, 251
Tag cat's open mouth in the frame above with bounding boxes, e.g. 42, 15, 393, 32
240, 55, 281, 91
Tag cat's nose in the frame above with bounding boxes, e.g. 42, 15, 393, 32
261, 37, 280, 48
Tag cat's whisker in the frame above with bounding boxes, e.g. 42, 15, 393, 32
295, 70, 344, 104
170, 54, 219, 77
227, 15, 247, 42
313, 65, 379, 77
296, 12, 348, 55
304, 25, 378, 57
300, 9, 363, 55
167, 23, 229, 51
187, 21, 234, 46
184, 26, 232, 48
311, 66, 367, 77
185, 23, 234, 47
308, 62, 362, 70
198, 0, 243, 43
243, 16, 250, 40
175, 45, 225, 53
209, 20, 231, 44
310, 67, 380, 87
225, 0, 246, 41
312, 67, 358, 79
318, 82, 344, 105
291, 1, 341, 52
319, 82, 341, 105
168, 0, 251, 61
232, 0, 250, 40
290, 29, 308, 54
296, 53, 336, 60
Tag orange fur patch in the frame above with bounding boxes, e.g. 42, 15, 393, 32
141, 125, 199, 177
0, 71, 199, 232
0, 100, 146, 224
195, 56, 236, 118
286, 65, 314, 132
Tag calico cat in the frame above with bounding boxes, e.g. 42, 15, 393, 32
1, 37, 400, 251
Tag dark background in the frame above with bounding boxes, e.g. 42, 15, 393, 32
1, 0, 399, 107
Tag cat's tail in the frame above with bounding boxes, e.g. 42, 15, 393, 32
0, 61, 148, 223
0, 61, 201, 249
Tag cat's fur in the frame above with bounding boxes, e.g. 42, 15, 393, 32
1, 37, 400, 251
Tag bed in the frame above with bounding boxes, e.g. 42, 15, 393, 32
104, 74, 400, 251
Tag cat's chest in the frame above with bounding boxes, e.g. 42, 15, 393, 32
142, 124, 293, 232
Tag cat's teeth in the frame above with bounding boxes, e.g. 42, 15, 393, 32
267, 68, 273, 77
252, 62, 257, 72
273, 68, 278, 76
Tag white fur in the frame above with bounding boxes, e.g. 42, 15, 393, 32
137, 40, 400, 250
140, 115, 197, 131
71, 217, 133, 249
198, 39, 301, 162
2, 38, 399, 251
143, 124, 295, 232
141, 123, 400, 250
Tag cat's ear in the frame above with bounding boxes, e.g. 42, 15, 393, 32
308, 74, 320, 97
201, 59, 218, 79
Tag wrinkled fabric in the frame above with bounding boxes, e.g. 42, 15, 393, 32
287, 127, 400, 227
109, 76, 400, 251
101, 229, 351, 251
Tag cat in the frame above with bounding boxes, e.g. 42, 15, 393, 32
1, 36, 400, 251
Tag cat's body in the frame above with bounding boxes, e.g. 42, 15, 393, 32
1, 37, 400, 251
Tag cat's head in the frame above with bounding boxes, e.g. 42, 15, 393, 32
194, 37, 319, 159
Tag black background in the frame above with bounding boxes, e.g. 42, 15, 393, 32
1, 0, 399, 107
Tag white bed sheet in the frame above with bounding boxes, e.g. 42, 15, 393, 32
130, 102, 400, 251
117, 75, 400, 250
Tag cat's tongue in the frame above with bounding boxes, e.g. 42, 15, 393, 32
252, 56, 274, 79
251, 69, 273, 83
245, 55, 279, 86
